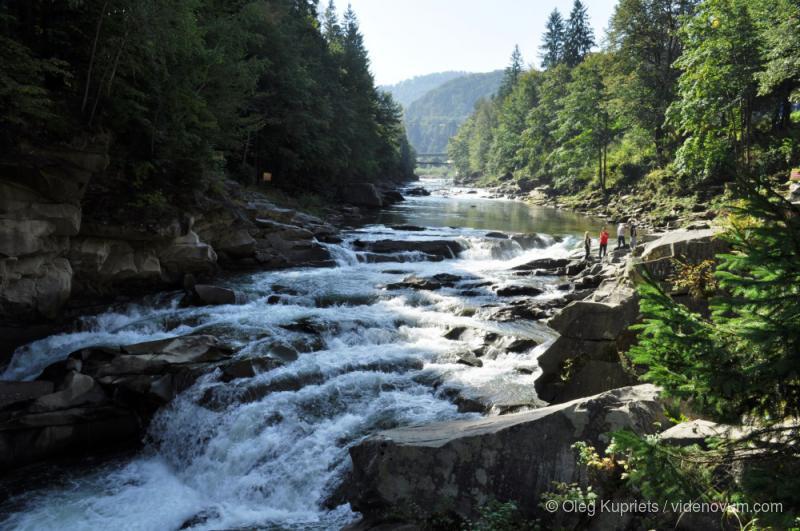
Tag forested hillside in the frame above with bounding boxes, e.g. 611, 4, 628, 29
381, 71, 467, 108
449, 0, 799, 196
0, 0, 415, 220
404, 70, 504, 153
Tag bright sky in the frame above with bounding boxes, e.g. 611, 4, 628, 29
342, 0, 618, 85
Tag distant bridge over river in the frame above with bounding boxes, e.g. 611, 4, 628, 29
416, 153, 452, 166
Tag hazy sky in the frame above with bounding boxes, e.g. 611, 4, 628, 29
341, 0, 618, 86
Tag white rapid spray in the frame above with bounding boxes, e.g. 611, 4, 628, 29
0, 183, 598, 530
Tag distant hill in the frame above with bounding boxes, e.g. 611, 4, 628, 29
380, 71, 466, 109
404, 70, 504, 154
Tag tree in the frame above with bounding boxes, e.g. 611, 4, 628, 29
321, 0, 342, 43
608, 0, 696, 162
540, 9, 566, 69
753, 0, 800, 131
498, 45, 524, 100
564, 0, 595, 67
555, 53, 618, 191
667, 0, 762, 181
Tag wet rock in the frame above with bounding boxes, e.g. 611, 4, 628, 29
29, 372, 107, 413
510, 233, 548, 249
495, 285, 544, 297
505, 338, 539, 353
431, 273, 464, 285
441, 349, 483, 368
347, 385, 669, 525
0, 404, 141, 473
390, 225, 426, 232
381, 190, 405, 205
186, 284, 246, 306
405, 187, 431, 196
220, 357, 282, 382
353, 239, 465, 260
386, 276, 442, 291
512, 257, 571, 271
488, 301, 551, 322
443, 327, 468, 340
484, 231, 508, 239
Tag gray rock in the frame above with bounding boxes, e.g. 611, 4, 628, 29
191, 284, 245, 306
512, 257, 571, 271
353, 239, 465, 260
347, 385, 669, 524
346, 183, 384, 208
495, 285, 544, 297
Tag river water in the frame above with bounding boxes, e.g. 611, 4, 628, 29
0, 179, 598, 530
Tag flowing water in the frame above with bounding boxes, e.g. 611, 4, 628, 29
0, 178, 599, 531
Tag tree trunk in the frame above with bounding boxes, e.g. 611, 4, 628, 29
82, 1, 109, 114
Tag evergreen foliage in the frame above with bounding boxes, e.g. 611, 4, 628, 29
564, 0, 596, 67
540, 9, 566, 69
611, 176, 800, 525
0, 0, 414, 216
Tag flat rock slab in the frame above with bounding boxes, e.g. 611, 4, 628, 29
347, 385, 668, 524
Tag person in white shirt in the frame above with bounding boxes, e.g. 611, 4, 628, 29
616, 221, 627, 249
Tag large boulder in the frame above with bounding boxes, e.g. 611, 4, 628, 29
347, 385, 668, 525
158, 230, 218, 277
638, 228, 729, 281
535, 283, 639, 404
346, 183, 384, 208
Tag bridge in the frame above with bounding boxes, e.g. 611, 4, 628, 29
416, 153, 452, 166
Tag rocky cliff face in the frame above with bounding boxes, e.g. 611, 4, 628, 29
1, 150, 340, 361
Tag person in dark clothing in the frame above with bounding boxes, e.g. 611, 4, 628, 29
583, 231, 591, 260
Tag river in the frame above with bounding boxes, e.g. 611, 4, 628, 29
0, 178, 599, 530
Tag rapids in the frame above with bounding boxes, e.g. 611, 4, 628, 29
0, 179, 599, 530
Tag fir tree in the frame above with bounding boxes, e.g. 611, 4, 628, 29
498, 45, 524, 100
564, 0, 595, 67
540, 9, 566, 69
321, 0, 341, 43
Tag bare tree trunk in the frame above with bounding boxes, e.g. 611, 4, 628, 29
82, 0, 110, 114
89, 25, 129, 127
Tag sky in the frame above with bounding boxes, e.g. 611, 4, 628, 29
340, 0, 618, 86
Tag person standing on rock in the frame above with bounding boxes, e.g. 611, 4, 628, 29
629, 221, 638, 250
599, 227, 609, 259
616, 220, 627, 249
583, 231, 592, 261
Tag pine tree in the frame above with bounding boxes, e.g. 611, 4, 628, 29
564, 0, 595, 67
321, 0, 341, 44
540, 9, 566, 69
498, 45, 524, 100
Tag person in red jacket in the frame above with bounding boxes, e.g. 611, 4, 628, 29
599, 227, 609, 259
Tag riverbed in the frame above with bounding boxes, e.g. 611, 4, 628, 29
0, 178, 599, 530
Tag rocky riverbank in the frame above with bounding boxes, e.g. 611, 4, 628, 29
0, 142, 410, 362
